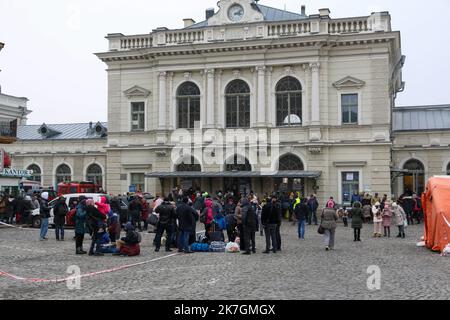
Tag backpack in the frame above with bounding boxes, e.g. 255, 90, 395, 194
215, 215, 227, 231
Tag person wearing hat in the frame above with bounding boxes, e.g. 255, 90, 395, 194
372, 202, 383, 237
39, 192, 51, 241
115, 222, 141, 256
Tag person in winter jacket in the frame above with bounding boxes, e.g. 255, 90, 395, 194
86, 199, 106, 256
74, 196, 88, 254
372, 202, 383, 237
128, 197, 143, 231
140, 197, 150, 231
320, 202, 339, 251
294, 202, 310, 240
240, 198, 257, 255
39, 192, 51, 241
307, 195, 319, 225
382, 200, 393, 237
261, 197, 281, 254
53, 197, 69, 241
154, 198, 176, 252
393, 202, 406, 238
116, 222, 141, 257
201, 198, 215, 239
176, 197, 197, 254
95, 196, 110, 217
351, 202, 364, 241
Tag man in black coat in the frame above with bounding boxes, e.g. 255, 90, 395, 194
261, 197, 281, 253
294, 201, 310, 240
53, 197, 69, 241
128, 197, 143, 231
154, 198, 176, 252
176, 197, 196, 254
241, 198, 257, 255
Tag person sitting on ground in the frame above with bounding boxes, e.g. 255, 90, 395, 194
115, 222, 141, 256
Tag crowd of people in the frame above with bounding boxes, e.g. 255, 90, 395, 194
0, 188, 423, 255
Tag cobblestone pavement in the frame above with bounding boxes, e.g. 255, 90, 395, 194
0, 222, 448, 300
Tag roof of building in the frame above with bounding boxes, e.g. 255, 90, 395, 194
393, 105, 450, 131
17, 122, 108, 140
186, 3, 307, 29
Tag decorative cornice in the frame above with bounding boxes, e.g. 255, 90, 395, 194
96, 35, 395, 62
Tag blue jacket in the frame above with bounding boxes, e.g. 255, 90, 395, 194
75, 203, 87, 235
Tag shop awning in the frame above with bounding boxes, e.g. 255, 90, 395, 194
146, 171, 322, 179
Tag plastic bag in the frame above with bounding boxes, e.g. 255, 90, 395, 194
225, 242, 240, 253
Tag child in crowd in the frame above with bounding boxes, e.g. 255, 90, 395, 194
372, 202, 383, 237
382, 200, 393, 238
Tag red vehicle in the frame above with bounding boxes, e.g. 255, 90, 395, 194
57, 182, 102, 196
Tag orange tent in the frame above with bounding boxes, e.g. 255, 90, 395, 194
422, 177, 450, 253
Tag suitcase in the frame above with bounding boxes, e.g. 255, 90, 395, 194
208, 223, 225, 242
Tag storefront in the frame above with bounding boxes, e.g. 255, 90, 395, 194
0, 168, 32, 195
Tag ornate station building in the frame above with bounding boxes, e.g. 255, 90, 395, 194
3, 1, 450, 205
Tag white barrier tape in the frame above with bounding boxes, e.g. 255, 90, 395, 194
0, 221, 39, 231
0, 253, 181, 284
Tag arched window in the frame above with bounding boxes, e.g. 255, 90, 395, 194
27, 164, 42, 183
403, 159, 425, 195
86, 164, 103, 187
278, 154, 304, 171
226, 80, 250, 128
55, 164, 71, 184
177, 82, 200, 129
276, 76, 302, 126
226, 155, 252, 172
447, 162, 450, 175
176, 156, 201, 172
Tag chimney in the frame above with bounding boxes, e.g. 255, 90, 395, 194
183, 18, 196, 28
301, 5, 306, 15
206, 8, 215, 19
319, 8, 331, 18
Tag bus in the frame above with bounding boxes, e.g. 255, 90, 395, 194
57, 182, 102, 196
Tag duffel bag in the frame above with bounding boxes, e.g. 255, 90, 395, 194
147, 213, 159, 226
191, 242, 210, 252
209, 241, 226, 253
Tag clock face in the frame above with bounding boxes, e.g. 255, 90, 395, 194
228, 4, 244, 22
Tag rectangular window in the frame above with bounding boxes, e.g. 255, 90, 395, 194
131, 102, 145, 131
341, 94, 358, 124
342, 172, 359, 205
130, 173, 145, 193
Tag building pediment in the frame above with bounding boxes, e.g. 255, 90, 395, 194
333, 76, 366, 90
124, 86, 151, 98
207, 0, 264, 27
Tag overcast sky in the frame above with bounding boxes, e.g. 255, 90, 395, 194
0, 0, 449, 125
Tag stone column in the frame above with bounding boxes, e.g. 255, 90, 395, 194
256, 66, 266, 126
158, 71, 167, 130
206, 69, 215, 128
310, 63, 320, 125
